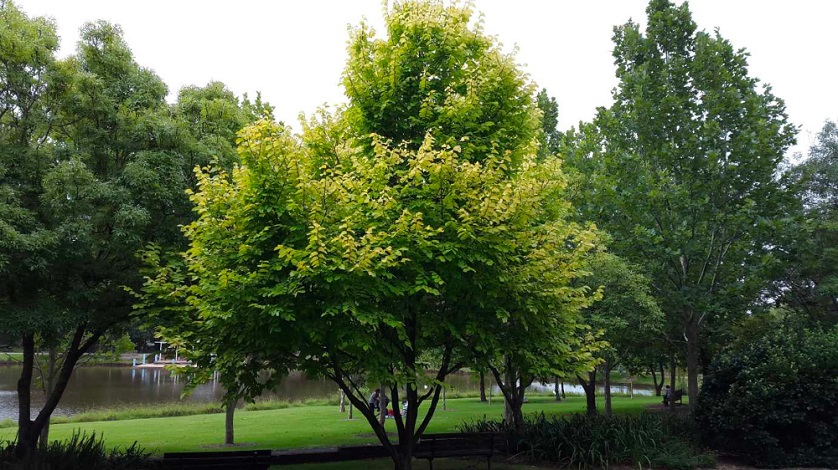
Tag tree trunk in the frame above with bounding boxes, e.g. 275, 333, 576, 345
38, 347, 59, 449
501, 385, 525, 431
493, 362, 526, 432
669, 351, 677, 391
554, 377, 561, 401
15, 334, 35, 459
23, 326, 101, 457
479, 371, 487, 402
378, 382, 387, 426
328, 343, 457, 470
502, 368, 516, 427
561, 381, 565, 399
603, 360, 612, 417
339, 389, 346, 413
686, 320, 700, 406
225, 398, 236, 445
577, 370, 597, 416
658, 363, 665, 395
399, 453, 413, 470
650, 364, 658, 393
38, 417, 50, 450
348, 401, 354, 419
650, 363, 665, 396
442, 387, 447, 411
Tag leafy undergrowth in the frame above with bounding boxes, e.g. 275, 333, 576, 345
0, 431, 151, 470
460, 412, 715, 469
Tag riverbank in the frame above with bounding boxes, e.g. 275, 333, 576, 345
0, 352, 135, 367
0, 397, 342, 429
0, 395, 661, 454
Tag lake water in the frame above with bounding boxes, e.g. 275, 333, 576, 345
0, 365, 651, 421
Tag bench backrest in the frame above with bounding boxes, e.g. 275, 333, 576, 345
162, 449, 271, 469
417, 432, 500, 452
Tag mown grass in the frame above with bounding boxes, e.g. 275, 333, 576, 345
0, 395, 663, 455
0, 392, 573, 429
0, 352, 23, 363
0, 397, 346, 429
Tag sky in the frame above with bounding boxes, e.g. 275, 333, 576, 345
14, 0, 838, 156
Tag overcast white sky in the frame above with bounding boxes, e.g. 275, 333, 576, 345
15, 0, 837, 155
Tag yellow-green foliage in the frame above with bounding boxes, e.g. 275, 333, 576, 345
145, 1, 604, 461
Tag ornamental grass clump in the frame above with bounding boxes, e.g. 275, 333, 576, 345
0, 431, 151, 469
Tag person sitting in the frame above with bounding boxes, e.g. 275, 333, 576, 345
382, 393, 390, 416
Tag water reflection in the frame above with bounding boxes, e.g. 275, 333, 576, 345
0, 365, 651, 421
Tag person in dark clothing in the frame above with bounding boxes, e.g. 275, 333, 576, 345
663, 385, 672, 407
368, 388, 392, 417
369, 389, 381, 412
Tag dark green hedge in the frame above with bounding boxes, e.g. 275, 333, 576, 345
695, 325, 838, 467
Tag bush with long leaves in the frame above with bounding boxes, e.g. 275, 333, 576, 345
460, 412, 714, 469
0, 431, 150, 470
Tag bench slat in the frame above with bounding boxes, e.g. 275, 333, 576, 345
414, 432, 500, 464
162, 449, 272, 469
164, 450, 271, 458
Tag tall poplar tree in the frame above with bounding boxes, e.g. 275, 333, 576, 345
566, 0, 796, 405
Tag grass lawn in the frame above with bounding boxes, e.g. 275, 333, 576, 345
0, 395, 664, 455
0, 352, 22, 362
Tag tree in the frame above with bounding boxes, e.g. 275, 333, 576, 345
470, 174, 600, 428
536, 88, 561, 160
564, 0, 796, 405
0, 2, 67, 455
774, 120, 838, 325
155, 2, 600, 469
0, 11, 206, 455
575, 252, 662, 416
136, 82, 264, 446
342, 0, 539, 165
174, 81, 267, 181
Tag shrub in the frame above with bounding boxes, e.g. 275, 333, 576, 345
460, 412, 714, 469
0, 431, 151, 469
694, 325, 838, 467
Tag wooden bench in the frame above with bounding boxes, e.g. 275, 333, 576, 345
414, 432, 501, 470
161, 449, 272, 469
664, 388, 685, 407
271, 445, 389, 465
